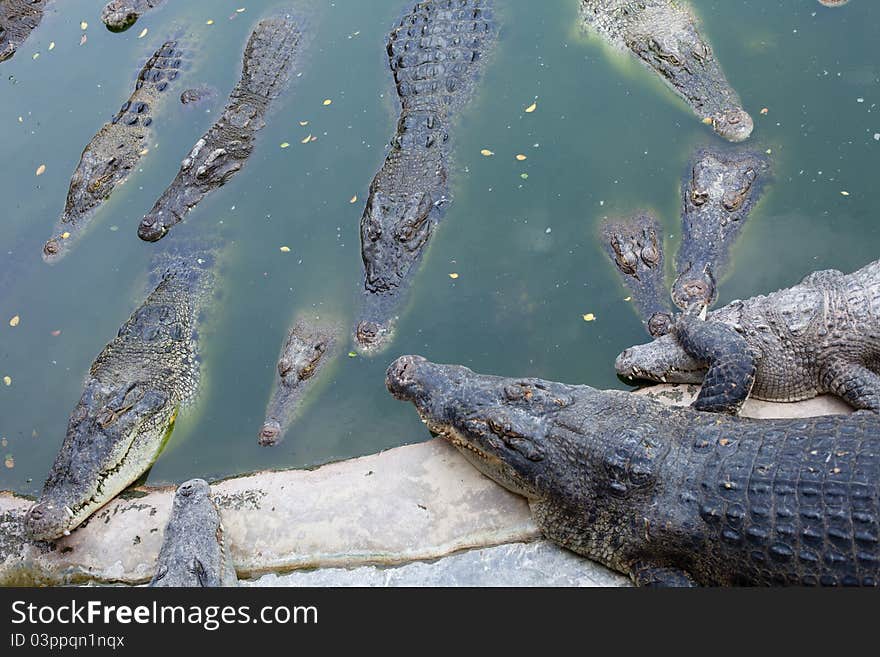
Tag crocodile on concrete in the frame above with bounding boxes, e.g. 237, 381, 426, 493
672, 146, 770, 310
387, 355, 880, 586
258, 315, 340, 446
354, 0, 496, 354
137, 15, 303, 242
601, 213, 673, 337
579, 1, 753, 142
24, 233, 218, 541
616, 258, 880, 415
101, 0, 165, 32
0, 0, 49, 63
42, 39, 186, 263
150, 479, 238, 587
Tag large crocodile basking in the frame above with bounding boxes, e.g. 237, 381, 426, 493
354, 0, 496, 353
101, 0, 165, 32
580, 1, 753, 142
24, 233, 218, 541
387, 355, 880, 586
616, 258, 880, 415
43, 39, 186, 263
150, 479, 238, 587
258, 315, 339, 446
0, 0, 48, 63
137, 15, 303, 242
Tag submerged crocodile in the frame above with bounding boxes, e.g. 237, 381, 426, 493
580, 1, 753, 142
387, 355, 880, 586
258, 316, 339, 446
24, 234, 217, 540
102, 0, 165, 32
42, 39, 186, 263
616, 258, 880, 415
354, 0, 496, 353
150, 479, 238, 587
137, 15, 303, 242
0, 0, 48, 63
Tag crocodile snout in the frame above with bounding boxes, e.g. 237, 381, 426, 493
386, 355, 428, 401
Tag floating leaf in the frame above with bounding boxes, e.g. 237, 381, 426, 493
524, 101, 537, 113
515, 154, 527, 161
280, 142, 290, 148
301, 134, 312, 144
236, 7, 246, 12
520, 173, 529, 180
138, 148, 149, 156
4, 455, 12, 469
449, 272, 459, 279
9, 315, 20, 327
279, 245, 291, 252
61, 232, 70, 239
80, 34, 87, 46
759, 107, 769, 115
80, 21, 88, 30
206, 19, 214, 25
348, 351, 357, 358
623, 296, 632, 302
48, 41, 55, 51
349, 195, 358, 204
138, 28, 148, 39
299, 120, 309, 126
51, 330, 61, 337
2, 376, 11, 386
702, 117, 713, 125
35, 164, 46, 176
480, 149, 494, 157
582, 313, 596, 322
322, 99, 332, 106
32, 53, 39, 60
840, 190, 850, 196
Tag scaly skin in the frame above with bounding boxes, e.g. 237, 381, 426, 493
387, 356, 880, 586
24, 236, 217, 541
617, 259, 880, 414
101, 0, 165, 32
150, 479, 238, 587
672, 147, 770, 310
601, 214, 673, 337
137, 16, 303, 242
0, 0, 48, 63
354, 0, 496, 354
258, 316, 339, 446
42, 40, 185, 263
580, 1, 753, 142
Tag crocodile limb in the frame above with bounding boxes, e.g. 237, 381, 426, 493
258, 315, 340, 446
24, 232, 219, 541
150, 479, 237, 587
42, 39, 186, 263
601, 213, 673, 337
672, 146, 770, 310
579, 1, 753, 142
137, 15, 303, 242
0, 0, 49, 64
387, 355, 880, 586
353, 0, 496, 354
101, 0, 166, 32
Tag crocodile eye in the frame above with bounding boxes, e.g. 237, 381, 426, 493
97, 409, 117, 429
691, 189, 708, 206
278, 357, 293, 377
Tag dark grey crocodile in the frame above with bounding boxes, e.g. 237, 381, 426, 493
101, 0, 165, 32
258, 316, 339, 446
580, 1, 753, 142
42, 40, 185, 263
150, 479, 238, 587
24, 234, 217, 540
0, 0, 48, 63
387, 355, 880, 586
137, 15, 303, 242
616, 258, 880, 415
601, 214, 673, 337
354, 0, 496, 353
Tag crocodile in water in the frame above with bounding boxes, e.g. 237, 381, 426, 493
101, 0, 165, 32
0, 0, 49, 63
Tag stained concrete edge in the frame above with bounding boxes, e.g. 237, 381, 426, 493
0, 387, 850, 586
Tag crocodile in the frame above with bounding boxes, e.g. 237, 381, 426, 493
616, 258, 880, 415
137, 15, 303, 242
0, 0, 48, 63
354, 0, 496, 353
24, 233, 217, 541
42, 39, 186, 263
180, 86, 215, 107
386, 355, 880, 586
580, 1, 753, 142
601, 213, 673, 337
101, 0, 165, 32
258, 316, 339, 446
150, 479, 238, 587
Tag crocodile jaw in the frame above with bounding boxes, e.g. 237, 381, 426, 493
615, 333, 707, 384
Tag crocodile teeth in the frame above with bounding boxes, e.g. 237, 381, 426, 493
63, 530, 71, 536
64, 506, 74, 518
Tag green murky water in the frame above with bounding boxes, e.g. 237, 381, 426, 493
1, 0, 878, 495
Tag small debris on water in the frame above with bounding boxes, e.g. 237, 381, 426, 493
480, 149, 494, 156
2, 376, 11, 386
80, 21, 88, 30
280, 142, 290, 148
9, 315, 20, 327
516, 154, 527, 161
4, 455, 13, 469
301, 134, 312, 143
348, 351, 357, 358
524, 101, 537, 113
35, 164, 46, 176
582, 313, 596, 322
449, 272, 459, 279
206, 19, 214, 25
840, 190, 850, 196
79, 34, 87, 46
349, 195, 358, 203
322, 99, 332, 106
279, 246, 291, 252
51, 330, 61, 337
48, 42, 55, 51
138, 28, 148, 39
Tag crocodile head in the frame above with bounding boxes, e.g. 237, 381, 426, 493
101, 1, 140, 32
387, 356, 585, 500
615, 333, 706, 385
24, 379, 176, 541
